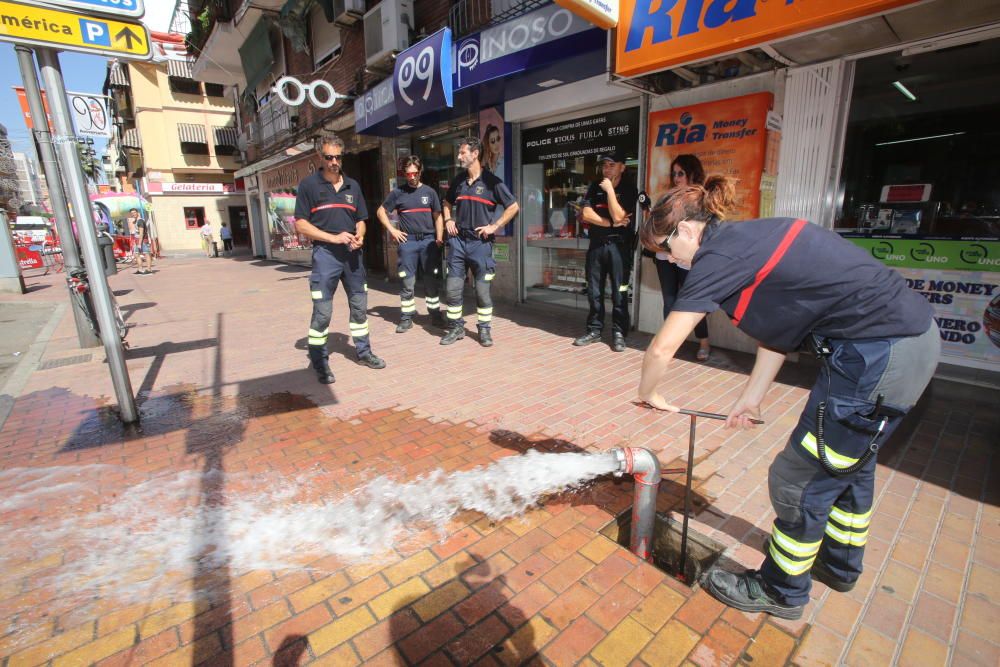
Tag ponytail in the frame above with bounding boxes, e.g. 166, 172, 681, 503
639, 175, 735, 253
702, 175, 736, 222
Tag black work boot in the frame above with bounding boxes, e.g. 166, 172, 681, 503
357, 353, 386, 369
573, 331, 602, 347
704, 569, 803, 619
440, 325, 465, 345
430, 311, 446, 328
308, 348, 335, 384
811, 558, 856, 593
478, 327, 493, 348
612, 332, 626, 352
396, 319, 413, 333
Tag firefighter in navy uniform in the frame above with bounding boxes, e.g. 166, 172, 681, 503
636, 177, 939, 619
376, 155, 445, 333
440, 137, 519, 347
294, 133, 386, 384
573, 152, 639, 352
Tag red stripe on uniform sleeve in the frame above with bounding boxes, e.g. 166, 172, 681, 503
311, 203, 357, 213
456, 195, 496, 206
400, 208, 433, 213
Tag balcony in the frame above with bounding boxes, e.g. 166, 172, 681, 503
254, 98, 292, 150
449, 0, 549, 38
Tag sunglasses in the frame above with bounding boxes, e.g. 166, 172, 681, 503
672, 170, 686, 178
658, 228, 679, 253
323, 154, 343, 162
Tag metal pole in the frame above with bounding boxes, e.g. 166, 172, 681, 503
679, 414, 696, 579
15, 45, 99, 348
37, 48, 137, 423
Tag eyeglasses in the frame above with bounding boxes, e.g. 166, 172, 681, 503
323, 154, 343, 162
672, 170, 686, 179
405, 171, 420, 177
658, 228, 679, 253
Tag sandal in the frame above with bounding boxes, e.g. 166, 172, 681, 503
696, 346, 710, 362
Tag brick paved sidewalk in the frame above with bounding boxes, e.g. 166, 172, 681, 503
0, 255, 996, 666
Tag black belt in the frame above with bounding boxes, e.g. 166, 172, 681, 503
405, 232, 435, 241
458, 229, 488, 240
590, 234, 625, 247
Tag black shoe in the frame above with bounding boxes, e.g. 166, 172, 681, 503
810, 558, 856, 592
573, 331, 602, 347
313, 364, 335, 385
430, 312, 446, 328
440, 325, 465, 345
612, 333, 626, 352
704, 569, 803, 620
396, 319, 413, 333
478, 328, 493, 347
357, 353, 386, 369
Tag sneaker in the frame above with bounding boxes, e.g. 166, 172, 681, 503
810, 558, 856, 593
440, 325, 465, 346
313, 364, 335, 385
396, 319, 413, 334
357, 353, 386, 370
573, 331, 602, 347
612, 333, 626, 352
478, 328, 493, 347
704, 569, 803, 619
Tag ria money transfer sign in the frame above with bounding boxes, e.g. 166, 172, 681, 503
0, 0, 150, 59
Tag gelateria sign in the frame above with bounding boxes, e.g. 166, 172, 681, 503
842, 236, 1000, 371
615, 0, 922, 77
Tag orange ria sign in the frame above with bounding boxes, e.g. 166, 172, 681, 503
616, 0, 922, 77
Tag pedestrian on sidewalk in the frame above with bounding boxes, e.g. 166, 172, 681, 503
220, 222, 233, 256
294, 132, 386, 384
130, 208, 153, 275
440, 137, 519, 348
572, 152, 638, 352
376, 155, 445, 333
199, 222, 215, 257
636, 176, 939, 619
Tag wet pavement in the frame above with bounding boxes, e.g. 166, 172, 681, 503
0, 252, 996, 666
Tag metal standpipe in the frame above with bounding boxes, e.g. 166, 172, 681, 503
36, 48, 138, 424
611, 447, 662, 561
14, 46, 98, 347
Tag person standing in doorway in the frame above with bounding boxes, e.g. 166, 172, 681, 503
376, 156, 445, 333
441, 137, 519, 347
129, 208, 153, 275
656, 154, 712, 361
220, 222, 234, 257
572, 152, 638, 352
294, 133, 386, 384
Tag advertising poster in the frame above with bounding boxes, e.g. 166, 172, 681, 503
843, 236, 1000, 371
479, 106, 511, 237
15, 87, 112, 138
646, 92, 772, 221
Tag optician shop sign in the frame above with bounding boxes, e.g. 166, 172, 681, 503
393, 28, 452, 122
615, 0, 922, 78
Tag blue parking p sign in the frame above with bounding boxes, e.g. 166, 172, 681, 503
79, 19, 111, 47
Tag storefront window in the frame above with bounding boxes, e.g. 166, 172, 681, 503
184, 207, 205, 229
837, 38, 1000, 237
411, 123, 475, 201
521, 108, 640, 310
260, 154, 318, 263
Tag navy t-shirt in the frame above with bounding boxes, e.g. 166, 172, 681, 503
673, 218, 934, 351
294, 169, 368, 236
381, 184, 441, 236
446, 170, 516, 232
582, 179, 638, 245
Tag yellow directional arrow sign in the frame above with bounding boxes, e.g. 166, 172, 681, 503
0, 0, 150, 59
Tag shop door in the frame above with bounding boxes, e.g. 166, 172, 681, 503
344, 149, 385, 273
228, 206, 250, 247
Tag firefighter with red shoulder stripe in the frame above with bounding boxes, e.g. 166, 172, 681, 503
294, 133, 386, 384
376, 155, 445, 334
636, 176, 939, 619
440, 137, 519, 347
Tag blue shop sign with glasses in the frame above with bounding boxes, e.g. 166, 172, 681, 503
355, 4, 602, 133
393, 28, 453, 122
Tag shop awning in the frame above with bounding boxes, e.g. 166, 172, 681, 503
213, 126, 239, 148
167, 58, 196, 79
107, 62, 129, 87
177, 123, 207, 144
121, 127, 141, 149
239, 18, 275, 93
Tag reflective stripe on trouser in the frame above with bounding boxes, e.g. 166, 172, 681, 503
585, 241, 630, 336
398, 237, 442, 320
445, 236, 495, 329
308, 244, 372, 361
761, 324, 939, 606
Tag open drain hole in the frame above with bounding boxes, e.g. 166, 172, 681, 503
601, 509, 726, 586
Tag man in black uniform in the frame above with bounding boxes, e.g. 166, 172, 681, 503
440, 137, 519, 347
376, 156, 445, 333
573, 152, 638, 352
294, 133, 386, 384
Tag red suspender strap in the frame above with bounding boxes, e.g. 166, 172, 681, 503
731, 218, 808, 326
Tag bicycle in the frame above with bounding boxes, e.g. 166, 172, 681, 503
67, 267, 129, 345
